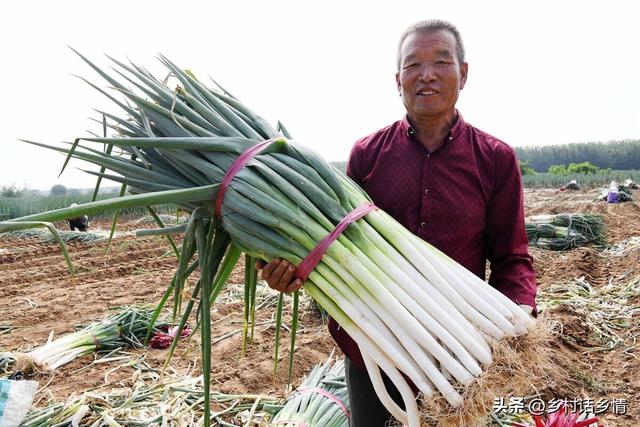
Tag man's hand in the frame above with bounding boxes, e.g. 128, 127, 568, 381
256, 258, 303, 293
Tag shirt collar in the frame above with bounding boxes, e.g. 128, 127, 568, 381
400, 110, 466, 143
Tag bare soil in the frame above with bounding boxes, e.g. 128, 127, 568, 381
0, 218, 336, 409
524, 188, 640, 427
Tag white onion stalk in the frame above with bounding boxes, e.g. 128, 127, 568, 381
19, 307, 159, 370
270, 357, 350, 427
12, 54, 538, 427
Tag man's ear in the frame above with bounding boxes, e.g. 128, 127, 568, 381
459, 62, 469, 90
395, 72, 401, 94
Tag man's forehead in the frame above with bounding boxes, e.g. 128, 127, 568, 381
403, 47, 454, 59
402, 30, 457, 52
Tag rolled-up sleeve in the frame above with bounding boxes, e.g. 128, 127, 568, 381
486, 145, 537, 310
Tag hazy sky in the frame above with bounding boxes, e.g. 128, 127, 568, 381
2, 1, 639, 190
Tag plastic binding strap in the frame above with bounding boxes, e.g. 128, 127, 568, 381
298, 386, 351, 421
214, 137, 281, 219
295, 202, 378, 283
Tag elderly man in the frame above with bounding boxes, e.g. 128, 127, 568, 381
259, 19, 537, 426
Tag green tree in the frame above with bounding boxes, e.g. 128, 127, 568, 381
548, 164, 568, 175
567, 161, 599, 174
518, 160, 536, 176
1, 185, 23, 198
514, 139, 640, 172
50, 184, 68, 196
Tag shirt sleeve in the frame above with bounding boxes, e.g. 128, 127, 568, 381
346, 141, 364, 186
486, 144, 537, 310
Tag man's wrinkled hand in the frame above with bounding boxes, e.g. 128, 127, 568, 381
255, 258, 303, 294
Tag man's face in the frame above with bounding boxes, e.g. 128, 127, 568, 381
396, 30, 468, 121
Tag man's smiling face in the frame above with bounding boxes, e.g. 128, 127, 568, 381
396, 30, 468, 122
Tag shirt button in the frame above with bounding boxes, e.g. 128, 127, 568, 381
426, 154, 431, 159
424, 188, 430, 195
420, 222, 426, 228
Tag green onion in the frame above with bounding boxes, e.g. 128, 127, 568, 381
526, 213, 605, 250
270, 356, 349, 427
5, 52, 537, 427
16, 306, 162, 371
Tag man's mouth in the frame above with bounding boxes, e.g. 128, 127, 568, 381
417, 89, 438, 96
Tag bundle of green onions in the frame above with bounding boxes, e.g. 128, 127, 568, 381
5, 52, 536, 426
269, 357, 349, 427
18, 399, 87, 427
525, 223, 588, 251
16, 306, 161, 371
526, 213, 605, 247
525, 213, 605, 251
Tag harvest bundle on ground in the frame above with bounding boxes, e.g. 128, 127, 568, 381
525, 213, 605, 251
269, 356, 349, 427
8, 306, 162, 373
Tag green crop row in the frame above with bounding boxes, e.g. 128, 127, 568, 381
0, 193, 174, 221
522, 170, 640, 188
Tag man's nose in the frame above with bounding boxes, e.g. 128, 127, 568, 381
418, 63, 437, 81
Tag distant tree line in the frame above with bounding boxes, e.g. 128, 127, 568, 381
514, 140, 640, 172
1, 185, 23, 198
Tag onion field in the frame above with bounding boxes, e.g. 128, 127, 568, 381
0, 188, 638, 426
521, 170, 640, 189
0, 193, 174, 221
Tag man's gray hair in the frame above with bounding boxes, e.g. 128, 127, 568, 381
396, 19, 465, 70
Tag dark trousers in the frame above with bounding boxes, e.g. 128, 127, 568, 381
345, 357, 406, 427
69, 219, 87, 231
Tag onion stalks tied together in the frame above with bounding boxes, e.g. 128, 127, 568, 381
5, 51, 537, 426
15, 306, 162, 372
269, 356, 350, 427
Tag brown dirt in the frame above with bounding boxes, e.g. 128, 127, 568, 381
524, 188, 640, 427
1, 190, 639, 426
0, 217, 337, 409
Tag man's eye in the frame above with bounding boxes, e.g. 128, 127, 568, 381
403, 63, 419, 69
435, 60, 452, 67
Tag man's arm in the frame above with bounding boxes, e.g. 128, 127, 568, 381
485, 145, 537, 312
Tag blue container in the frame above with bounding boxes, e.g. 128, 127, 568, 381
607, 191, 619, 203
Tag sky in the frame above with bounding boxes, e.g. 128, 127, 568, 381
1, 0, 639, 190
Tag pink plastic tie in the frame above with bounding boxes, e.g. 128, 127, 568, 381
214, 138, 280, 219
295, 202, 377, 283
90, 333, 100, 349
298, 386, 351, 421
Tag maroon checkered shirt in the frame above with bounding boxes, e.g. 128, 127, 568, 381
328, 112, 537, 371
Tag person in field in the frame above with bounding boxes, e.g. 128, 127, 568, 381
68, 203, 89, 232
258, 19, 537, 426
